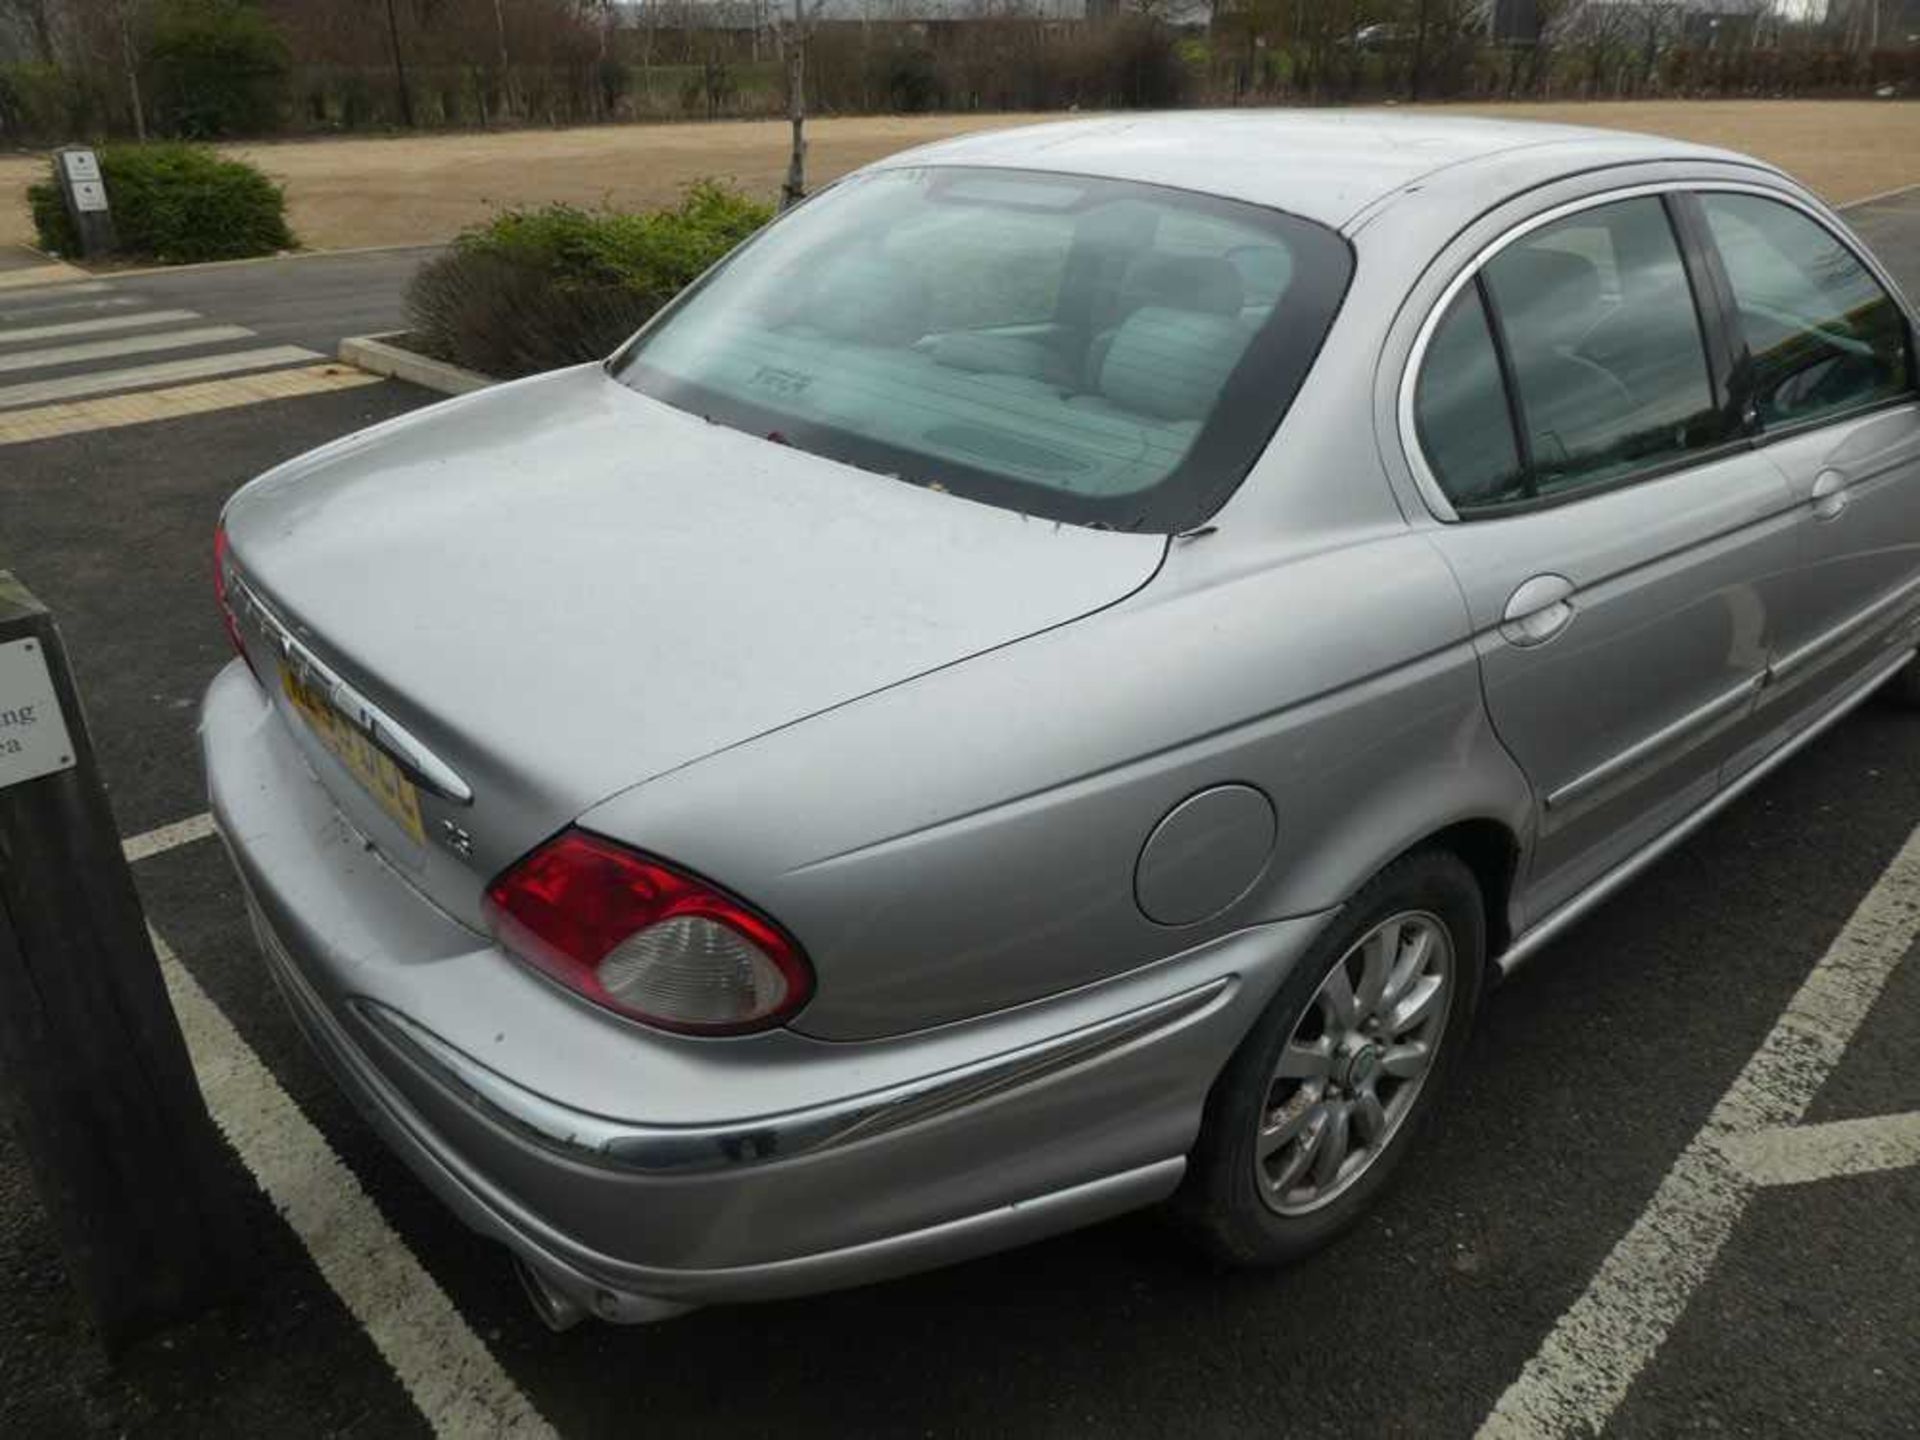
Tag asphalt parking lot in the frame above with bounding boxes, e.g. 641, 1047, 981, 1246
2, 196, 1919, 1440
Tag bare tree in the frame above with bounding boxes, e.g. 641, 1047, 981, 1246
1559, 0, 1637, 95
113, 0, 144, 139
491, 0, 517, 116
1408, 0, 1480, 100
0, 0, 59, 64
1622, 0, 1683, 93
1521, 0, 1580, 95
780, 0, 831, 210
382, 0, 415, 125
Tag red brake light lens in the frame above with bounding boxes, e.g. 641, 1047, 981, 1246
213, 521, 256, 677
483, 830, 814, 1035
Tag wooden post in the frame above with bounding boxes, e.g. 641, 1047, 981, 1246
0, 573, 241, 1350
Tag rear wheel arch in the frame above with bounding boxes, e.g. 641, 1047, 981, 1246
1313, 813, 1524, 973
1175, 844, 1488, 1264
1418, 817, 1521, 964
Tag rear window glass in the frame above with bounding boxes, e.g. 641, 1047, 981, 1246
613, 167, 1352, 532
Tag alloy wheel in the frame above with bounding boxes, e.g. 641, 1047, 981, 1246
1254, 910, 1455, 1215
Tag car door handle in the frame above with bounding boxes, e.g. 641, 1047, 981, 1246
1500, 574, 1576, 648
1810, 468, 1850, 521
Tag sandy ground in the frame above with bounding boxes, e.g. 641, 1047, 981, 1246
2, 101, 1916, 254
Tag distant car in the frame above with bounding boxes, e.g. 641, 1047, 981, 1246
204, 113, 1920, 1328
1348, 21, 1418, 49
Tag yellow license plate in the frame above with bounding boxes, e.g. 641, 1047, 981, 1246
281, 665, 426, 845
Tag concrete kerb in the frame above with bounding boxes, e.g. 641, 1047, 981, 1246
337, 333, 493, 396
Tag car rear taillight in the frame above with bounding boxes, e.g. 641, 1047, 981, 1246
483, 829, 814, 1035
213, 521, 256, 678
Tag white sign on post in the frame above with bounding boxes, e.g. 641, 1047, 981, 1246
61, 149, 101, 184
71, 180, 109, 214
0, 637, 77, 790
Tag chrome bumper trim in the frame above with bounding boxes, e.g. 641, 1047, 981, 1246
249, 890, 1191, 1321
355, 975, 1236, 1176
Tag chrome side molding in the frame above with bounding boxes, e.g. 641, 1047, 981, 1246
356, 975, 1236, 1176
1546, 673, 1762, 812
228, 573, 473, 805
1770, 570, 1920, 683
1544, 571, 1920, 815
1500, 644, 1914, 975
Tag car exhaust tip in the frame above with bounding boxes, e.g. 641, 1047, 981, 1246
512, 1255, 587, 1333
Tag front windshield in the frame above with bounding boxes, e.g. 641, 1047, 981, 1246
613, 166, 1352, 532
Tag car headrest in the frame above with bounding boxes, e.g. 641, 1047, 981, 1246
1099, 306, 1251, 422
1492, 248, 1604, 349
1119, 254, 1246, 319
805, 253, 930, 346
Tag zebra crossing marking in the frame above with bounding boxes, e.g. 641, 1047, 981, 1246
0, 308, 203, 346
0, 363, 383, 445
0, 272, 398, 435
0, 345, 326, 411
0, 323, 255, 375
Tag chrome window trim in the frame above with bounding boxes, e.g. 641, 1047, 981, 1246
1395, 178, 1919, 526
1744, 393, 1920, 455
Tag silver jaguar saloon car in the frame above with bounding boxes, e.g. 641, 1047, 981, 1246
203, 113, 1920, 1328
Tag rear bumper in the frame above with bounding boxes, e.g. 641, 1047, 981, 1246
201, 659, 1326, 1319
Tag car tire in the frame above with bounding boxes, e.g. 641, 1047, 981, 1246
1174, 848, 1486, 1268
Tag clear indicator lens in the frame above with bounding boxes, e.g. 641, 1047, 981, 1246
598, 916, 790, 1027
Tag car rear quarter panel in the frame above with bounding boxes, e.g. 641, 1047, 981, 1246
581, 514, 1533, 1040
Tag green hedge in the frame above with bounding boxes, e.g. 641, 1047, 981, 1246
405, 181, 771, 379
29, 143, 294, 264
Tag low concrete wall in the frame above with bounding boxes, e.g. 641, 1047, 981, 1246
338, 333, 493, 396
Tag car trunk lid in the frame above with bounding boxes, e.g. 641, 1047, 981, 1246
221, 365, 1166, 927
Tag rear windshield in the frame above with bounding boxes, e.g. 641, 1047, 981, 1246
612, 166, 1352, 532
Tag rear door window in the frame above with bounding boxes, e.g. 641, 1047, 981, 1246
1481, 196, 1726, 500
1411, 195, 1732, 514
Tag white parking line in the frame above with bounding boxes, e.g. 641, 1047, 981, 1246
1476, 820, 1920, 1440
1840, 180, 1920, 211
0, 308, 202, 345
122, 811, 217, 863
1722, 1111, 1920, 1188
153, 927, 556, 1440
0, 324, 254, 375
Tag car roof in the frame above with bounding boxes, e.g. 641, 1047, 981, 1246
871, 111, 1781, 232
